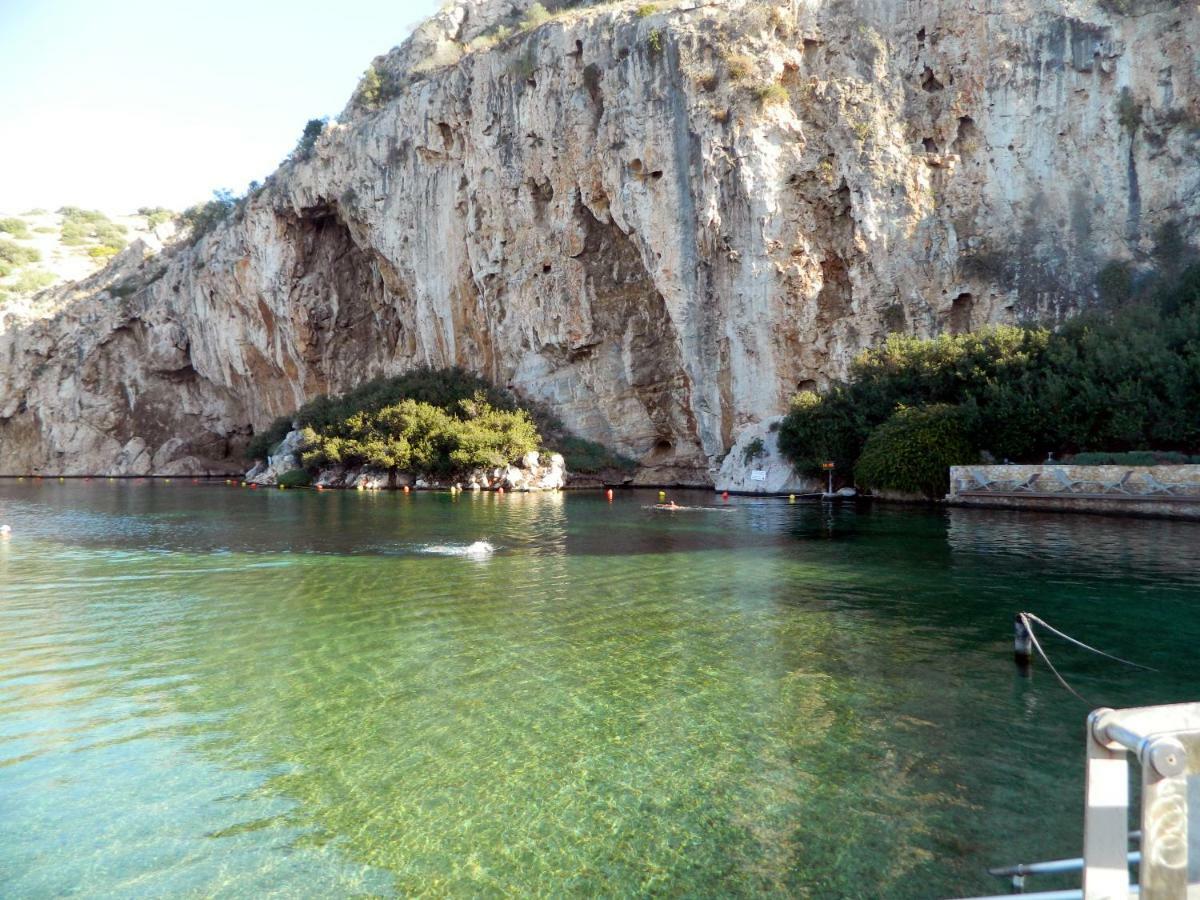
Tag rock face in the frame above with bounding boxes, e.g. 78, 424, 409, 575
714, 415, 817, 494
244, 427, 304, 485
0, 0, 1196, 480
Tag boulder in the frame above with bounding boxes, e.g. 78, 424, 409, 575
246, 428, 306, 485
714, 417, 819, 496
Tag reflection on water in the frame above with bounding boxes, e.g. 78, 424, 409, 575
0, 482, 1198, 896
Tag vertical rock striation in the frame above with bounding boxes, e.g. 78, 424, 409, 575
0, 0, 1196, 481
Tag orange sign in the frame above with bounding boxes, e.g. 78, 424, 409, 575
821, 462, 836, 470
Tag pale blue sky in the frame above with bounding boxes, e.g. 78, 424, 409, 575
0, 0, 441, 213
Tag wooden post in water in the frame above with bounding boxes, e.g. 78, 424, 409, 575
1014, 613, 1032, 670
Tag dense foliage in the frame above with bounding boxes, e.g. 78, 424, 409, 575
300, 396, 540, 475
246, 367, 635, 477
779, 265, 1200, 492
277, 469, 314, 488
854, 405, 977, 498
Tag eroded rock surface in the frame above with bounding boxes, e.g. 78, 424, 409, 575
1, 0, 1196, 480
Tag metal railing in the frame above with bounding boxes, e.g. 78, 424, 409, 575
959, 702, 1200, 899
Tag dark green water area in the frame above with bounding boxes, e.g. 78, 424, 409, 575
1, 482, 1196, 897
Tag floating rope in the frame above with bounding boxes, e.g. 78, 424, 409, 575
1022, 612, 1157, 672
1017, 612, 1156, 705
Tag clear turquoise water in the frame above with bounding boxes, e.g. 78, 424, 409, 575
1, 482, 1198, 897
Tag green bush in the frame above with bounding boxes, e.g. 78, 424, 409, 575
352, 63, 399, 111
1116, 88, 1142, 132
0, 218, 29, 238
0, 239, 40, 268
299, 396, 540, 476
552, 435, 637, 474
635, 3, 658, 16
753, 82, 790, 107
277, 469, 313, 488
138, 206, 175, 229
520, 2, 551, 29
247, 417, 294, 462
743, 436, 766, 464
58, 206, 110, 225
180, 189, 238, 242
779, 264, 1200, 481
854, 404, 977, 498
55, 208, 127, 253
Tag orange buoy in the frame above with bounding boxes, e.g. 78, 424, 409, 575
250, 483, 257, 490
606, 488, 614, 502
316, 484, 324, 492
497, 487, 504, 494
403, 485, 410, 493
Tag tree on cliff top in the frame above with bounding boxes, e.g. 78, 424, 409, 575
291, 118, 327, 162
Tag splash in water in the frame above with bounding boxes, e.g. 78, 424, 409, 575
419, 540, 496, 558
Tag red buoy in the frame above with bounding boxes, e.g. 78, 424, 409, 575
606, 488, 614, 502
722, 491, 730, 501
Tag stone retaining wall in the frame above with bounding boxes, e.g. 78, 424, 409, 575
948, 465, 1200, 520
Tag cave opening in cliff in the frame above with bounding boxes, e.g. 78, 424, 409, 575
950, 292, 975, 334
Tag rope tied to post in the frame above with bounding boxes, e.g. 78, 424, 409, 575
1017, 611, 1157, 705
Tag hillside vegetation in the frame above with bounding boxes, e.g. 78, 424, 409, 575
778, 265, 1200, 497
0, 207, 171, 309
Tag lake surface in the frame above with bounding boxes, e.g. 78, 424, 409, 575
1, 482, 1197, 898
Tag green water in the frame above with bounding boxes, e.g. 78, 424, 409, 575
1, 483, 1197, 897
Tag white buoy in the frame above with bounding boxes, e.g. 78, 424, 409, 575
0, 524, 11, 537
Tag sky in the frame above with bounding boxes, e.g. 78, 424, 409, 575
0, 0, 442, 214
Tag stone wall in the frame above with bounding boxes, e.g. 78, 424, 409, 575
948, 464, 1200, 520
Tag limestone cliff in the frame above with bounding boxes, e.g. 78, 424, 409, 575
0, 0, 1196, 481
